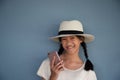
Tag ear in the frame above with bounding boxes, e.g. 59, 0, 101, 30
80, 40, 83, 43
76, 36, 85, 44
79, 36, 85, 43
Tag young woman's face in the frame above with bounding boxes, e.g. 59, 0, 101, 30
61, 36, 83, 54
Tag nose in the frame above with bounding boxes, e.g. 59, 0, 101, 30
66, 38, 72, 45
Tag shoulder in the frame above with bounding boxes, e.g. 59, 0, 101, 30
87, 70, 96, 75
41, 58, 50, 65
38, 58, 50, 70
79, 70, 97, 80
37, 58, 50, 77
86, 70, 97, 80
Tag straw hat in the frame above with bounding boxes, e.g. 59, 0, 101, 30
51, 20, 94, 43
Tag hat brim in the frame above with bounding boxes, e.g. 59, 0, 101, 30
50, 34, 95, 43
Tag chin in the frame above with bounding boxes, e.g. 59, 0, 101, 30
66, 50, 75, 54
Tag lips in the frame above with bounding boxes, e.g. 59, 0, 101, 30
66, 45, 75, 50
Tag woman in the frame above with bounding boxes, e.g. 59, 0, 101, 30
37, 20, 97, 80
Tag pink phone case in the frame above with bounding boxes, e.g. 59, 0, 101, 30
48, 51, 60, 65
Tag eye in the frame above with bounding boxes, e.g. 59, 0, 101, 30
61, 37, 67, 41
70, 36, 75, 40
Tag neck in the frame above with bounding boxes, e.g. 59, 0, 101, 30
61, 52, 83, 70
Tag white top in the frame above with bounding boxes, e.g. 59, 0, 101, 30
37, 58, 97, 80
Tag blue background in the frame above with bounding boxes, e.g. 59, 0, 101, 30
0, 0, 120, 80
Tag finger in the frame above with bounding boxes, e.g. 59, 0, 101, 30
57, 64, 64, 70
57, 60, 64, 66
54, 60, 64, 70
59, 60, 64, 65
59, 66, 64, 71
54, 64, 64, 73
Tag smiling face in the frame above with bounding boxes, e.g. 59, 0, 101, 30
61, 36, 83, 54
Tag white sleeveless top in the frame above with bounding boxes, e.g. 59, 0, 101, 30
37, 58, 97, 80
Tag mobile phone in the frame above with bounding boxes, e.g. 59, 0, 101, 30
48, 51, 60, 65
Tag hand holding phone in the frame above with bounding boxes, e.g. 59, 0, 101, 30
48, 51, 61, 65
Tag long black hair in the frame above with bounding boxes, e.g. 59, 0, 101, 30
58, 36, 94, 71
81, 42, 94, 71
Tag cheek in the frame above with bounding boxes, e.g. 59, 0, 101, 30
61, 42, 66, 49
75, 40, 82, 47
76, 42, 80, 48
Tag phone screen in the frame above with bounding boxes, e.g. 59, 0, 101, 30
48, 51, 60, 65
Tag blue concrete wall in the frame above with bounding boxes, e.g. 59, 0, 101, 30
0, 0, 120, 80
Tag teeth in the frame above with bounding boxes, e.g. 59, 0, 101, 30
67, 46, 74, 49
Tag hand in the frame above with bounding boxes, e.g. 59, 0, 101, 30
50, 56, 64, 80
